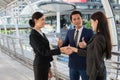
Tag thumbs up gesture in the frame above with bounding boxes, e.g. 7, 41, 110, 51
79, 37, 87, 48
58, 38, 63, 47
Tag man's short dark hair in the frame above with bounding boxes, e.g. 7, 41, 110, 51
70, 11, 82, 21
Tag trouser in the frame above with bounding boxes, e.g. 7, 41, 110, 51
88, 75, 106, 80
69, 68, 88, 80
33, 66, 49, 80
96, 76, 106, 80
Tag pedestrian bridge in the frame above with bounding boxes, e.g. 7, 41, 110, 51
0, 32, 120, 80
0, 0, 120, 80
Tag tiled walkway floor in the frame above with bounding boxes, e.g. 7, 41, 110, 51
0, 50, 34, 80
0, 50, 56, 80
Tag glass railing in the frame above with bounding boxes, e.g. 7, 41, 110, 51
0, 33, 120, 80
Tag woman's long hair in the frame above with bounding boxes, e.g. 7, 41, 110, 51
29, 12, 43, 27
91, 11, 112, 59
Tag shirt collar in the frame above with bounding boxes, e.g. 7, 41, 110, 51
75, 26, 83, 32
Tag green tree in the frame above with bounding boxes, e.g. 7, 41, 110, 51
85, 21, 91, 29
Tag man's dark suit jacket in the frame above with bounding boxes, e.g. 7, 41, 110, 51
78, 33, 107, 80
62, 27, 94, 70
29, 29, 60, 67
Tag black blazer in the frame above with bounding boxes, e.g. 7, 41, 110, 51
78, 32, 106, 80
29, 29, 61, 67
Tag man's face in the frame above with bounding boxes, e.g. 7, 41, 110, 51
71, 14, 83, 29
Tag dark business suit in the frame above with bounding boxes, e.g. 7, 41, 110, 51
78, 32, 107, 80
29, 29, 61, 80
62, 27, 93, 80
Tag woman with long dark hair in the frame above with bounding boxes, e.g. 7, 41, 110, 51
29, 12, 65, 80
66, 11, 112, 80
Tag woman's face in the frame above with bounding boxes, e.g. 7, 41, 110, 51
34, 16, 45, 29
90, 19, 98, 32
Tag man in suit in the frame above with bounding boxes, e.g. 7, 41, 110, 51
58, 11, 94, 80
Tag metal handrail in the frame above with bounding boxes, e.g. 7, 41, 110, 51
1, 34, 120, 80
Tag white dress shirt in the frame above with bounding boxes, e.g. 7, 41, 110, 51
74, 27, 83, 46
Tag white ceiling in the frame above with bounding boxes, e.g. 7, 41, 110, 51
0, 0, 50, 9
0, 0, 15, 9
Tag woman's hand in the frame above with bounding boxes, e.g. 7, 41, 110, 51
60, 46, 73, 55
48, 68, 53, 78
69, 46, 78, 53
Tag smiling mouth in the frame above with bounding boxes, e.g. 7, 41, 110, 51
76, 23, 81, 26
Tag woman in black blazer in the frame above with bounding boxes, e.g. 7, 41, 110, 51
65, 11, 112, 80
29, 12, 65, 80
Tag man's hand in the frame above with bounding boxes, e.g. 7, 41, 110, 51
79, 37, 87, 48
69, 46, 78, 53
60, 46, 73, 55
58, 38, 63, 47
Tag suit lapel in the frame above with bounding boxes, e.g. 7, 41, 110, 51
87, 34, 96, 45
79, 28, 85, 42
32, 29, 49, 44
40, 33, 49, 43
71, 29, 75, 42
43, 33, 49, 41
70, 29, 76, 46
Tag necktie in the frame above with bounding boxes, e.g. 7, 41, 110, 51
74, 30, 79, 47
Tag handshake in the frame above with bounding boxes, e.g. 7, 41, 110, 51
60, 46, 78, 55
58, 37, 87, 55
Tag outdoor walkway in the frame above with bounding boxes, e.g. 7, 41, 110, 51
0, 50, 34, 80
